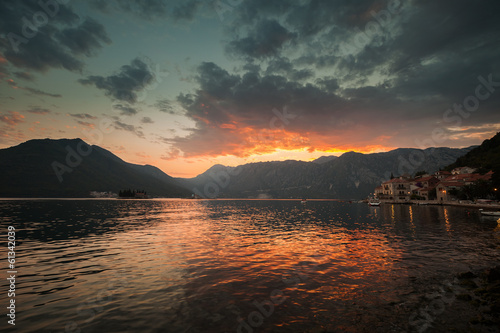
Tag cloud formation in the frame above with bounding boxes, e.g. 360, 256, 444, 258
78, 58, 155, 103
4, 78, 62, 97
113, 104, 139, 116
13, 72, 34, 81
0, 1, 110, 73
154, 99, 178, 114
0, 111, 25, 126
68, 113, 97, 120
77, 121, 94, 128
226, 19, 297, 59
113, 120, 144, 138
167, 0, 500, 158
23, 87, 62, 98
89, 0, 204, 21
141, 117, 154, 124
26, 106, 51, 115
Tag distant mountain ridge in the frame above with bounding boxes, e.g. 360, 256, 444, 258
0, 138, 189, 198
0, 138, 476, 199
178, 147, 475, 199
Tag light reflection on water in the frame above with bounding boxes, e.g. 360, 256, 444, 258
0, 199, 499, 332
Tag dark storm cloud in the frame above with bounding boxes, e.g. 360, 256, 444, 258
224, 0, 295, 26
218, 0, 500, 115
178, 62, 353, 127
195, 62, 240, 100
265, 58, 314, 81
226, 19, 297, 59
113, 104, 139, 116
0, 1, 110, 73
315, 77, 339, 93
171, 0, 500, 160
56, 18, 111, 57
283, 0, 382, 37
382, 1, 500, 101
78, 58, 155, 103
273, 0, 500, 103
89, 0, 169, 19
172, 0, 202, 21
89, 0, 203, 21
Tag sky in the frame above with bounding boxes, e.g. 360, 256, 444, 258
1, 0, 500, 178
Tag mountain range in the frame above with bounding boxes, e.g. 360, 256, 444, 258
178, 147, 474, 199
0, 137, 475, 198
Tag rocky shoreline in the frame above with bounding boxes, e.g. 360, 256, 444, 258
305, 266, 500, 333
418, 265, 500, 332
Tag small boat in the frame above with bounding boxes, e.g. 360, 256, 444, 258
480, 210, 500, 216
368, 198, 381, 206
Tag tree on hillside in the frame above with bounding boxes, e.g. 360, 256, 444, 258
446, 132, 500, 172
456, 180, 496, 201
415, 170, 428, 177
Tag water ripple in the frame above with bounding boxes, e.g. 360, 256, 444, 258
0, 199, 499, 332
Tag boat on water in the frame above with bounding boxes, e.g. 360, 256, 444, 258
480, 210, 500, 216
368, 198, 381, 206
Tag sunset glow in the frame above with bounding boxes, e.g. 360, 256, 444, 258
1, 1, 499, 177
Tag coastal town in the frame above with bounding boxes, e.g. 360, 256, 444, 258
373, 167, 498, 206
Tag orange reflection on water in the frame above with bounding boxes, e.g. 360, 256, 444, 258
108, 200, 405, 331
6, 198, 500, 333
444, 207, 451, 234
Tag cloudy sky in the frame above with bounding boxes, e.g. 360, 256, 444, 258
1, 0, 499, 177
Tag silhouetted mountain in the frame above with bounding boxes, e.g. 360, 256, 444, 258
179, 147, 474, 199
312, 155, 338, 164
0, 138, 190, 198
0, 138, 477, 199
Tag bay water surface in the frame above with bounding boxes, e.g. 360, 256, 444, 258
1, 199, 499, 332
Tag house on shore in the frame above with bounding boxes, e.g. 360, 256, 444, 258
436, 171, 493, 202
374, 168, 494, 203
415, 187, 434, 201
436, 181, 465, 202
409, 176, 440, 200
411, 176, 440, 189
434, 170, 452, 180
379, 177, 412, 201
